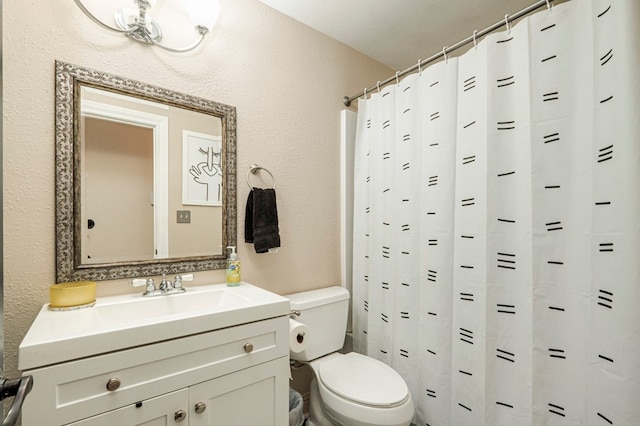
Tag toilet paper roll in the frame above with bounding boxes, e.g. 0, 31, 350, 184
289, 319, 309, 353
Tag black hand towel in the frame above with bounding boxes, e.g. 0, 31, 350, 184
245, 188, 281, 253
244, 189, 255, 243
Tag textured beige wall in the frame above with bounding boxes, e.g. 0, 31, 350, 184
167, 107, 222, 258
2, 0, 391, 378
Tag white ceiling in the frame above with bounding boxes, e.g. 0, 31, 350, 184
257, 0, 552, 71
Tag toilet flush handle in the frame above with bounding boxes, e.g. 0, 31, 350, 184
290, 310, 301, 318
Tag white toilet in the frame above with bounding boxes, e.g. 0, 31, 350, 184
286, 287, 414, 426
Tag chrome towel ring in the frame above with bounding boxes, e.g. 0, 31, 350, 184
246, 164, 276, 189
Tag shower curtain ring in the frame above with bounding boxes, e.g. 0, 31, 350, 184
395, 71, 400, 86
377, 81, 381, 93
505, 14, 511, 33
545, 0, 552, 11
473, 30, 478, 49
363, 88, 367, 100
442, 46, 448, 63
418, 58, 422, 75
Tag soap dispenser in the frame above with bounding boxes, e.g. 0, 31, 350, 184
226, 246, 241, 286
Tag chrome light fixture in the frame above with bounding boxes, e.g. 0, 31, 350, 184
74, 0, 221, 53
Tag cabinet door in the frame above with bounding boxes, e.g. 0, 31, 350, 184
189, 357, 289, 426
67, 389, 188, 426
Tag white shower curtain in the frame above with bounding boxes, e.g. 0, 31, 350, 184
352, 0, 640, 425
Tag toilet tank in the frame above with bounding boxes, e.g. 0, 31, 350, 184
286, 286, 349, 362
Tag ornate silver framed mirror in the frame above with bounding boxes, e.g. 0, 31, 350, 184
55, 61, 237, 282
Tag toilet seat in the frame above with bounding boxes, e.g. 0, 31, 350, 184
318, 352, 409, 407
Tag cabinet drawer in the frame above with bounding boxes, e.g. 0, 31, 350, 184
22, 316, 287, 426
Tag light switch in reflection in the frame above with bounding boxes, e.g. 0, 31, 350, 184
177, 210, 191, 223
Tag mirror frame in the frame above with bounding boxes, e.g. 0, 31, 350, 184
55, 61, 237, 282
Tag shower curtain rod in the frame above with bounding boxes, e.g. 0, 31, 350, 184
342, 0, 554, 106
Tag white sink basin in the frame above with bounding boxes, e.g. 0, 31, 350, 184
94, 286, 249, 326
19, 282, 289, 370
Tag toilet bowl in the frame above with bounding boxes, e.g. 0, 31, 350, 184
285, 287, 414, 426
308, 352, 414, 426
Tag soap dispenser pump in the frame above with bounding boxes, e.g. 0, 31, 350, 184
226, 246, 241, 286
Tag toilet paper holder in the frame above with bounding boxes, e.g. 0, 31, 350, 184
288, 315, 308, 354
289, 311, 305, 341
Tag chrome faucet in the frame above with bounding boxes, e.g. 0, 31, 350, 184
130, 274, 194, 296
159, 273, 172, 292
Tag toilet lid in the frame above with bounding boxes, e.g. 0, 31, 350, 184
317, 352, 409, 407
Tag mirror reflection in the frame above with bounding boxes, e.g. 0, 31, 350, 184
80, 87, 223, 264
55, 61, 237, 282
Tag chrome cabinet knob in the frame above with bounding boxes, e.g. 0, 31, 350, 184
106, 378, 121, 391
194, 402, 207, 414
174, 410, 187, 422
243, 343, 254, 353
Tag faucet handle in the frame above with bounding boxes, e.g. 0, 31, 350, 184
174, 274, 194, 287
131, 278, 160, 296
172, 274, 192, 293
130, 279, 147, 288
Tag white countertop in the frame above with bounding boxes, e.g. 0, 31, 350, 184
19, 282, 290, 370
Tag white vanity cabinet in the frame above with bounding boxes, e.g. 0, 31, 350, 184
66, 358, 289, 426
21, 314, 290, 426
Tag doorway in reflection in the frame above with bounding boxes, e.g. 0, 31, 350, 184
83, 118, 155, 264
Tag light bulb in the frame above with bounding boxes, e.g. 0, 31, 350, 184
186, 0, 221, 31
